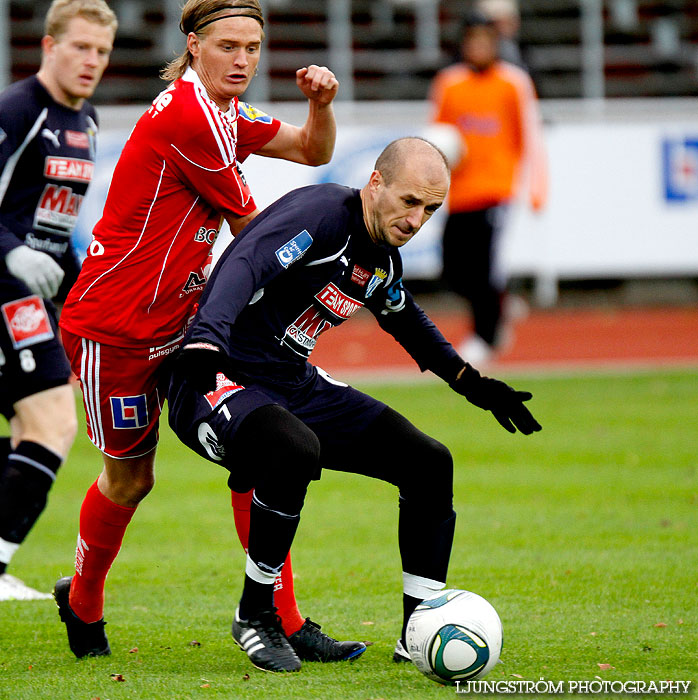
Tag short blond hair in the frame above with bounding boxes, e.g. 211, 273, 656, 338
44, 0, 117, 39
161, 0, 264, 83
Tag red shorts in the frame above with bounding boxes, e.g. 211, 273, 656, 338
62, 329, 181, 459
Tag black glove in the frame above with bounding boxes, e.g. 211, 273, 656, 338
170, 342, 229, 394
450, 363, 542, 435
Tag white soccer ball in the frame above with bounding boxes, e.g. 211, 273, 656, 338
420, 123, 466, 169
406, 589, 503, 685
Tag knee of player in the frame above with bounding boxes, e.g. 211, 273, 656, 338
59, 411, 79, 450
120, 473, 155, 504
430, 440, 454, 496
241, 405, 321, 468
416, 437, 453, 481
102, 468, 155, 505
403, 439, 454, 505
13, 401, 78, 459
46, 406, 78, 458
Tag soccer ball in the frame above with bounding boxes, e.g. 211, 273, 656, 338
406, 589, 503, 685
420, 123, 466, 169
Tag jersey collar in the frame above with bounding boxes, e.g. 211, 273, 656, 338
182, 66, 237, 118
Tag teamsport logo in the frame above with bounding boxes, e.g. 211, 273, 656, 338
315, 282, 363, 320
275, 230, 313, 269
44, 156, 94, 183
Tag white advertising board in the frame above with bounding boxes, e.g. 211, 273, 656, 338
74, 102, 698, 303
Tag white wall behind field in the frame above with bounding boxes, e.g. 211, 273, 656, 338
77, 99, 698, 305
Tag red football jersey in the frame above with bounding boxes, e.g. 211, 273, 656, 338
60, 68, 280, 347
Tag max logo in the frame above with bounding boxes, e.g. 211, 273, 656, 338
110, 395, 148, 429
275, 230, 313, 268
34, 184, 83, 235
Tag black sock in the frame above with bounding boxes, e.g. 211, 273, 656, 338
239, 576, 275, 620
239, 493, 300, 620
0, 441, 63, 547
402, 593, 422, 644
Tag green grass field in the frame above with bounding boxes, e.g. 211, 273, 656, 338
1, 369, 696, 699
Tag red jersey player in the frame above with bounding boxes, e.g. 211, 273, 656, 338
54, 0, 363, 663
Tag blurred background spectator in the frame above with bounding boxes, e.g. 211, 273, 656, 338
429, 10, 548, 364
476, 0, 527, 70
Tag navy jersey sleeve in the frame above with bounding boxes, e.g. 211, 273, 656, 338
190, 185, 352, 349
0, 101, 32, 258
0, 78, 100, 270
368, 264, 464, 384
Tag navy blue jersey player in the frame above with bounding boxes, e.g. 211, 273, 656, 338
168, 137, 542, 674
0, 78, 98, 297
0, 0, 115, 602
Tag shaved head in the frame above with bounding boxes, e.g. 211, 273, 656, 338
361, 137, 451, 249
374, 137, 450, 186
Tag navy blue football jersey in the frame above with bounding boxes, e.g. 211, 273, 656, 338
189, 184, 463, 384
0, 76, 98, 295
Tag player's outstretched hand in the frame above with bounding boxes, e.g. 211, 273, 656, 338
450, 363, 542, 435
170, 342, 229, 395
5, 245, 65, 298
296, 65, 339, 105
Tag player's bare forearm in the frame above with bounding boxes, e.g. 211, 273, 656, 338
298, 100, 336, 165
254, 66, 337, 165
295, 65, 338, 165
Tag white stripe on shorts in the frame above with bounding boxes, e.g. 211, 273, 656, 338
81, 338, 105, 451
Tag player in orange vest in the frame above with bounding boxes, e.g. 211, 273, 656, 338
430, 10, 547, 363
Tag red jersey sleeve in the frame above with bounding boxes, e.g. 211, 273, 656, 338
235, 100, 281, 163
166, 86, 257, 218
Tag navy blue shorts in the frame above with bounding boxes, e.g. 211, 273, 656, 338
0, 274, 71, 419
168, 362, 387, 477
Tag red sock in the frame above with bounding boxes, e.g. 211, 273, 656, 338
69, 480, 136, 623
231, 490, 305, 636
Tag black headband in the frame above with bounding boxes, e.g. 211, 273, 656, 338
191, 5, 263, 32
